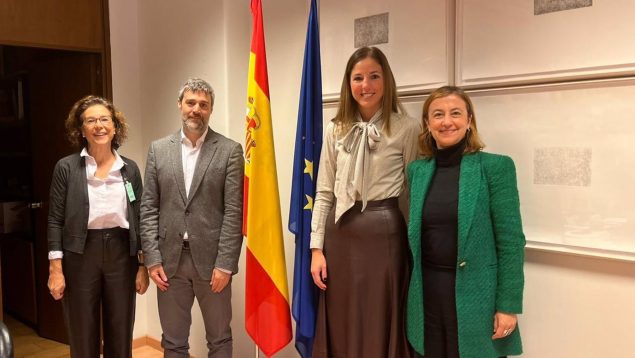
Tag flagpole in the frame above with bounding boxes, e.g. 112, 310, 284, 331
255, 344, 260, 358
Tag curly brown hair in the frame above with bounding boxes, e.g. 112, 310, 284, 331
64, 95, 128, 150
419, 86, 485, 158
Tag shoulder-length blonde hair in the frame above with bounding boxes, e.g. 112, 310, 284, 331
64, 95, 128, 150
419, 86, 485, 158
333, 46, 405, 136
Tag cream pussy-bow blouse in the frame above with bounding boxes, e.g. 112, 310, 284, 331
310, 110, 421, 249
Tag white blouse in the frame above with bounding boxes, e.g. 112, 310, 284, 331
82, 148, 129, 230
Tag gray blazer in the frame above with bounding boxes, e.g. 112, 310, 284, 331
140, 129, 244, 280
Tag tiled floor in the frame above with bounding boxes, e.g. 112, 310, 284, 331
3, 314, 163, 358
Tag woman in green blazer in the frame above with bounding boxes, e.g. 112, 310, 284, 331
406, 86, 525, 358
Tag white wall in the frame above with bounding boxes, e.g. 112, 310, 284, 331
109, 1, 635, 357
108, 0, 147, 339
522, 250, 635, 357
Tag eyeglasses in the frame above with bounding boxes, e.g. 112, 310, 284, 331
83, 116, 113, 127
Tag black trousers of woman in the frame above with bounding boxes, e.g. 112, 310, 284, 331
62, 227, 137, 357
414, 264, 507, 358
421, 264, 460, 358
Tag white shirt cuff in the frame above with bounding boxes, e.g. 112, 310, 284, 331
215, 267, 232, 274
48, 251, 63, 260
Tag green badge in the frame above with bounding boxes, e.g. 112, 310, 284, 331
125, 182, 136, 202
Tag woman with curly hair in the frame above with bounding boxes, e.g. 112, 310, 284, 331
47, 95, 149, 357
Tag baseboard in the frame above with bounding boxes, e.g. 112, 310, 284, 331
132, 335, 194, 357
132, 335, 162, 350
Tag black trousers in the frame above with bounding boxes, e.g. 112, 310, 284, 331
416, 265, 507, 358
421, 264, 459, 358
62, 227, 137, 358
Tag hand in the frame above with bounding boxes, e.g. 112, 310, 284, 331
48, 259, 65, 300
310, 249, 327, 290
210, 268, 231, 293
148, 264, 170, 291
136, 266, 150, 294
492, 311, 517, 339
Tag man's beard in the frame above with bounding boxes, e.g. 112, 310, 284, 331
183, 116, 206, 133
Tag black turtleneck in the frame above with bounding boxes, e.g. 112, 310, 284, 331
420, 136, 467, 268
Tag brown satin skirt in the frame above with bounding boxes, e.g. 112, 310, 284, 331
313, 198, 413, 358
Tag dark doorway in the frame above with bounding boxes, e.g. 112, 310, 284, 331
0, 45, 104, 343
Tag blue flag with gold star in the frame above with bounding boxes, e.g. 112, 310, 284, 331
288, 0, 322, 356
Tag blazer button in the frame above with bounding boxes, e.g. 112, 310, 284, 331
458, 261, 467, 268
178, 232, 183, 237
185, 210, 190, 216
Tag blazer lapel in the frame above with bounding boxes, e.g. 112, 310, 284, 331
169, 132, 188, 205
409, 158, 436, 251
410, 159, 436, 209
187, 129, 218, 204
457, 152, 481, 256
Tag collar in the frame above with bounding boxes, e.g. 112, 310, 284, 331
180, 127, 209, 148
434, 135, 467, 167
355, 108, 383, 123
80, 147, 125, 172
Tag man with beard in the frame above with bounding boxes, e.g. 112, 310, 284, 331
140, 78, 244, 357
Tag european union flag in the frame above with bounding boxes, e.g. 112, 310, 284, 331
288, 0, 322, 357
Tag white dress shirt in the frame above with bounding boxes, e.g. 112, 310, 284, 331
180, 128, 208, 240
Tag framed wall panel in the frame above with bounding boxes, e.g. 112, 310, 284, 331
321, 0, 451, 100
456, 0, 635, 87
470, 81, 635, 260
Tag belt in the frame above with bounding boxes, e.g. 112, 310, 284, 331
351, 197, 399, 210
86, 227, 129, 240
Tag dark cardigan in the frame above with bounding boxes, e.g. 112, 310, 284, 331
47, 152, 143, 256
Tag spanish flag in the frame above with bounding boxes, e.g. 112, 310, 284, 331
244, 0, 292, 356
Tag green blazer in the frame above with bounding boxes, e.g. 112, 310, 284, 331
406, 151, 525, 357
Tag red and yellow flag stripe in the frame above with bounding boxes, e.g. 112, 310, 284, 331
244, 0, 292, 356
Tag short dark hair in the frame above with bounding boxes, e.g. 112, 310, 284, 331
177, 78, 215, 105
64, 95, 128, 150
